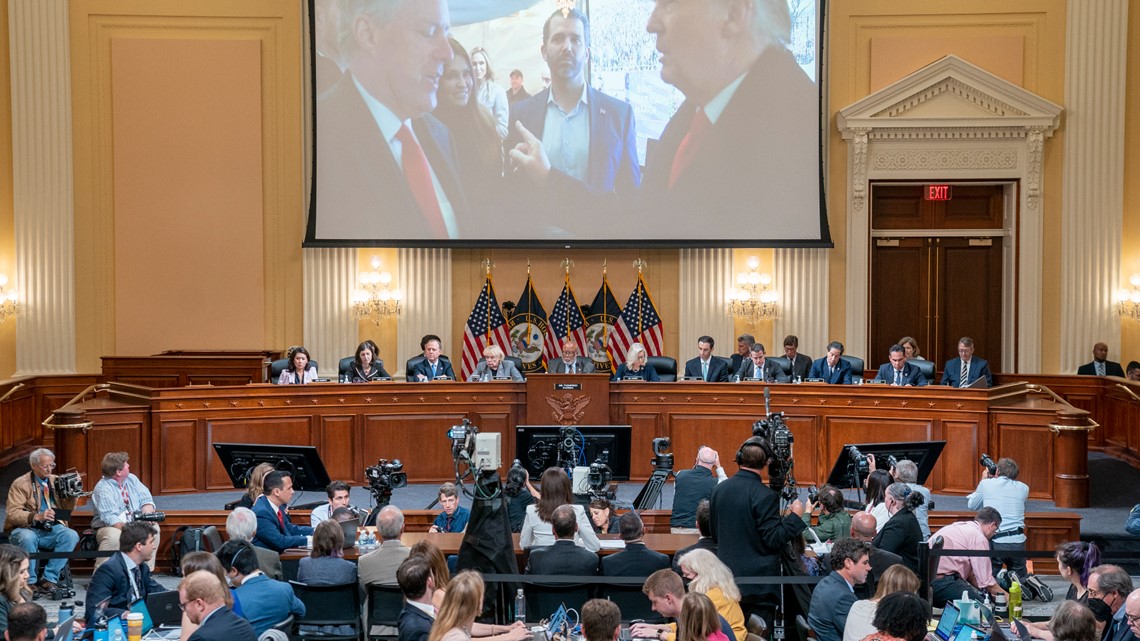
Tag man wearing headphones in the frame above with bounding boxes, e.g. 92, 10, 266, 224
710, 436, 806, 627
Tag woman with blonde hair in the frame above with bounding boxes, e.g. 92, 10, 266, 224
612, 343, 660, 381
678, 549, 745, 641
470, 344, 524, 381
677, 592, 730, 641
469, 47, 509, 139
0, 545, 31, 635
843, 565, 920, 641
237, 462, 275, 509
428, 571, 484, 641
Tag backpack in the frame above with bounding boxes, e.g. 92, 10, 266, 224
171, 525, 208, 575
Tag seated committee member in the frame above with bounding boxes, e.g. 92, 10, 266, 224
612, 343, 660, 381
91, 451, 159, 570
549, 340, 595, 374
1077, 342, 1126, 377
872, 344, 926, 387
226, 508, 282, 580
783, 335, 813, 381
179, 571, 257, 641
429, 483, 470, 533
410, 335, 455, 381
730, 335, 755, 374
3, 448, 79, 600
735, 342, 788, 382
252, 470, 313, 552
278, 346, 317, 384
684, 336, 731, 382
808, 342, 854, 384
469, 344, 524, 381
219, 540, 305, 636
349, 340, 390, 382
940, 337, 993, 388
310, 481, 351, 527
84, 522, 165, 623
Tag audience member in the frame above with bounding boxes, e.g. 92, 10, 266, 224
873, 483, 924, 573
1060, 541, 1102, 603
217, 539, 304, 635
783, 335, 813, 380
848, 512, 902, 600
360, 505, 411, 586
888, 460, 931, 539
397, 557, 436, 641
802, 484, 850, 543
603, 513, 669, 576
683, 336, 730, 382
678, 550, 745, 641
808, 342, 854, 384
3, 448, 79, 600
278, 346, 317, 384
673, 500, 717, 575
966, 457, 1028, 578
90, 451, 159, 570
872, 344, 925, 387
525, 505, 600, 576
505, 69, 530, 105
672, 447, 727, 533
0, 545, 31, 636
1088, 565, 1133, 641
298, 520, 357, 585
310, 480, 351, 527
1089, 599, 1114, 639
179, 551, 236, 614
252, 470, 313, 552
898, 337, 924, 361
928, 507, 1007, 606
864, 470, 892, 532
612, 343, 660, 381
735, 342, 788, 383
677, 592, 729, 641
1078, 343, 1126, 377
1050, 601, 1100, 641
860, 592, 930, 641
226, 507, 282, 580
428, 571, 479, 641
940, 337, 993, 387
730, 335, 755, 374
179, 570, 256, 641
410, 336, 455, 381
84, 521, 165, 622
1124, 590, 1140, 641
588, 499, 620, 535
409, 540, 450, 611
430, 483, 470, 533
842, 565, 920, 641
504, 466, 538, 533
631, 570, 735, 641
235, 463, 274, 510
1127, 504, 1140, 536
581, 599, 622, 641
807, 538, 872, 641
520, 468, 601, 551
1127, 361, 1140, 382
4, 603, 46, 641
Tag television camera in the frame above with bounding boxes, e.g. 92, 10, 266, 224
447, 419, 503, 499
365, 458, 408, 506
752, 387, 797, 503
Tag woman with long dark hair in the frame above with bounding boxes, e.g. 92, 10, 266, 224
519, 468, 600, 551
278, 346, 317, 384
348, 339, 390, 382
864, 470, 892, 531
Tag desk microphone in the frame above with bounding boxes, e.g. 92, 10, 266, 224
764, 386, 772, 418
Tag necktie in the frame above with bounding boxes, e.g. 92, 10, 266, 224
569, 363, 575, 374
430, 362, 437, 378
277, 507, 286, 532
132, 566, 144, 601
1096, 362, 1105, 376
121, 482, 131, 509
669, 110, 712, 189
395, 124, 447, 238
701, 361, 708, 381
960, 360, 969, 387
894, 369, 901, 385
445, 514, 453, 532
755, 366, 761, 379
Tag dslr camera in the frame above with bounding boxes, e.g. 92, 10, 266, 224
132, 510, 166, 523
979, 454, 997, 476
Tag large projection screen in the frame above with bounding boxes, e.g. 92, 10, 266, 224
306, 0, 829, 247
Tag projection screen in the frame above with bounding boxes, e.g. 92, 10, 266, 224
305, 0, 829, 247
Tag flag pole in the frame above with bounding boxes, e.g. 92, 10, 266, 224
633, 258, 647, 337
482, 258, 494, 349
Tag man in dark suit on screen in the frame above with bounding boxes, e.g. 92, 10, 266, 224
179, 571, 257, 641
683, 336, 731, 382
872, 344, 926, 386
1077, 342, 1127, 377
940, 337, 994, 388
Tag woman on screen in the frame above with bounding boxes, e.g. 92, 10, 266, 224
278, 346, 318, 385
470, 47, 509, 139
349, 340, 390, 382
612, 343, 660, 382
435, 39, 503, 211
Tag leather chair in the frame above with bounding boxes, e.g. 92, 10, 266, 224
596, 584, 659, 622
270, 359, 318, 383
290, 581, 362, 641
405, 354, 451, 381
365, 583, 405, 640
338, 357, 354, 380
767, 356, 793, 377
505, 355, 524, 372
839, 355, 865, 378
911, 359, 936, 385
646, 355, 678, 381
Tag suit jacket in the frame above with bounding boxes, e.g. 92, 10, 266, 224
940, 357, 994, 388
548, 357, 595, 374
410, 358, 455, 382
612, 363, 660, 382
807, 571, 857, 641
277, 366, 318, 385
872, 510, 922, 573
525, 539, 599, 576
350, 361, 391, 382
735, 358, 789, 383
187, 606, 257, 641
398, 604, 434, 641
672, 537, 718, 574
470, 359, 525, 382
232, 574, 306, 635
298, 556, 358, 586
84, 552, 166, 621
854, 546, 904, 600
872, 363, 927, 387
789, 353, 813, 380
600, 542, 670, 577
5, 472, 78, 531
683, 357, 731, 382
1077, 360, 1126, 377
358, 540, 411, 588
808, 358, 854, 385
253, 545, 283, 580
251, 495, 313, 552
314, 73, 468, 240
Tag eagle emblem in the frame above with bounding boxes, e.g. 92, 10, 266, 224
545, 393, 591, 425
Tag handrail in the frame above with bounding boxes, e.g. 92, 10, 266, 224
1025, 383, 1073, 408
0, 382, 26, 403
41, 383, 111, 431
1116, 383, 1140, 403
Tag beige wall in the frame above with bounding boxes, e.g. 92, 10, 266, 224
0, 0, 13, 379
1124, 2, 1140, 362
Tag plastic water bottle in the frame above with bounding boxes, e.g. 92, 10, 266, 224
514, 588, 526, 623
1009, 576, 1023, 620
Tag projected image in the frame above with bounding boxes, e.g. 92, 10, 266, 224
308, 0, 826, 246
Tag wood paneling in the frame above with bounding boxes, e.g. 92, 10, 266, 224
103, 355, 270, 387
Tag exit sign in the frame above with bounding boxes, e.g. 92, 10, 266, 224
925, 184, 952, 201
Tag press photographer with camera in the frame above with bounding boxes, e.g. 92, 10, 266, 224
3, 449, 79, 600
802, 484, 851, 544
91, 451, 161, 570
671, 446, 727, 534
967, 456, 1029, 579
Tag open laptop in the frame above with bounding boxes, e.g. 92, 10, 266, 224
145, 591, 183, 628
339, 517, 360, 549
54, 615, 76, 641
927, 602, 962, 641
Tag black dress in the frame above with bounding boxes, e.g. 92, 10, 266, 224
872, 508, 923, 573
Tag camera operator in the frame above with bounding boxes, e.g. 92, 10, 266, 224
671, 446, 727, 534
802, 484, 850, 544
3, 449, 79, 600
309, 481, 352, 527
709, 437, 806, 626
966, 457, 1029, 578
91, 451, 159, 570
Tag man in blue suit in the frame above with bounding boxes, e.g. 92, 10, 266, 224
808, 341, 854, 385
396, 556, 435, 641
682, 336, 731, 382
84, 521, 166, 622
179, 571, 257, 641
807, 538, 872, 641
873, 344, 926, 386
940, 337, 994, 388
219, 540, 305, 636
410, 336, 455, 382
252, 470, 313, 552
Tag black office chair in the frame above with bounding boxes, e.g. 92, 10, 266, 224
338, 357, 355, 380
365, 583, 406, 641
526, 581, 592, 621
259, 615, 294, 641
794, 615, 816, 641
505, 355, 524, 372
767, 356, 793, 377
911, 359, 936, 385
290, 581, 362, 641
839, 355, 865, 378
270, 359, 319, 383
924, 535, 944, 605
646, 356, 678, 382
201, 526, 224, 553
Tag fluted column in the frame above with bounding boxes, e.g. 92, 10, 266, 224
679, 249, 732, 356
1059, 0, 1128, 372
397, 248, 452, 376
10, 0, 74, 375
774, 248, 829, 359
303, 248, 357, 377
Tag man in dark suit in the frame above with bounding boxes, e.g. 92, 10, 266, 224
848, 512, 903, 600
252, 470, 313, 552
410, 335, 455, 382
526, 505, 600, 576
940, 336, 994, 388
179, 570, 257, 641
872, 344, 927, 386
1088, 566, 1134, 641
84, 521, 166, 622
730, 335, 755, 374
314, 0, 468, 241
219, 540, 305, 635
683, 336, 731, 382
396, 556, 435, 641
673, 500, 717, 574
549, 340, 595, 374
601, 514, 670, 577
782, 335, 813, 380
807, 538, 871, 641
735, 342, 789, 382
1123, 589, 1140, 641
1078, 342, 1127, 377
808, 342, 854, 385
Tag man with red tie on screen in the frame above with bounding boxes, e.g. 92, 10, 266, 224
252, 471, 313, 553
315, 0, 468, 240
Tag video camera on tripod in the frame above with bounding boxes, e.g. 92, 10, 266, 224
365, 458, 408, 506
751, 387, 797, 503
446, 419, 503, 499
587, 457, 615, 501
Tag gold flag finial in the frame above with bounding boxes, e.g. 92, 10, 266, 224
602, 258, 608, 276
561, 258, 574, 275
632, 258, 647, 274
481, 258, 494, 276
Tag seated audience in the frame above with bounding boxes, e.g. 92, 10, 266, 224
808, 342, 853, 384
808, 538, 872, 641
612, 343, 660, 381
525, 505, 600, 577
234, 462, 274, 510
581, 599, 622, 641
430, 483, 470, 533
4, 603, 47, 641
298, 520, 357, 585
631, 569, 736, 641
872, 483, 925, 573
278, 346, 317, 384
928, 507, 1007, 606
504, 466, 538, 533
1059, 541, 1101, 603
349, 339, 390, 382
178, 570, 256, 641
470, 344, 524, 381
1077, 342, 1125, 377
226, 507, 283, 579
520, 468, 601, 551
428, 572, 483, 641
1124, 590, 1140, 641
858, 592, 930, 641
3, 448, 79, 600
677, 592, 730, 641
397, 557, 436, 641
0, 545, 31, 636
1087, 565, 1133, 639
887, 459, 931, 540
589, 499, 620, 535
217, 539, 305, 636
84, 521, 165, 622
603, 513, 670, 577
842, 565, 920, 641
360, 506, 410, 637
309, 480, 352, 527
252, 470, 313, 552
90, 451, 159, 570
673, 500, 717, 575
677, 550, 745, 641
802, 484, 850, 544
848, 512, 903, 600
179, 551, 237, 625
1050, 601, 1099, 641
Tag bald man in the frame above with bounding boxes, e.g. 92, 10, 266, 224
1078, 342, 1126, 377
671, 446, 727, 533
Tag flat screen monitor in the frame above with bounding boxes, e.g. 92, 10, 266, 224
212, 442, 332, 492
824, 440, 946, 489
515, 424, 631, 479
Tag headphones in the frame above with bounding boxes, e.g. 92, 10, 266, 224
735, 436, 775, 466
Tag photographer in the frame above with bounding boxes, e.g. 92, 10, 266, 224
671, 447, 727, 534
966, 457, 1029, 578
3, 449, 79, 600
802, 484, 850, 544
91, 451, 159, 570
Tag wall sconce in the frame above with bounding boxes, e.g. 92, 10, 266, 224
726, 257, 778, 324
352, 257, 402, 325
0, 274, 18, 323
1116, 273, 1140, 322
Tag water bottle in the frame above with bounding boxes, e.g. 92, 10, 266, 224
514, 588, 527, 623
1009, 576, 1023, 620
112, 626, 124, 641
58, 603, 74, 626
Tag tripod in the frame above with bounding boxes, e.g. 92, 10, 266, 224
633, 467, 674, 510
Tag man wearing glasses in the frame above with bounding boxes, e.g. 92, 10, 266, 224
1125, 589, 1140, 641
179, 570, 257, 641
3, 448, 79, 599
1088, 566, 1135, 641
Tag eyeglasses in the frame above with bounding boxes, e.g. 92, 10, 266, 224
35, 462, 56, 470
1125, 613, 1140, 626
178, 601, 188, 611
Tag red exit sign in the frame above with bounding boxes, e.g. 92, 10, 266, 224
925, 184, 953, 200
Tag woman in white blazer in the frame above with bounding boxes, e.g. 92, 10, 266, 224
278, 346, 318, 384
519, 468, 601, 552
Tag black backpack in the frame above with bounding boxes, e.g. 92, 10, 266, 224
171, 525, 208, 575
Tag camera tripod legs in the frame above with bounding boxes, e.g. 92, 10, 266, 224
633, 469, 674, 511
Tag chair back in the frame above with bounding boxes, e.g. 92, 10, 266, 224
646, 356, 677, 382
258, 614, 294, 641
911, 359, 936, 385
923, 535, 944, 604
201, 526, 224, 553
290, 581, 362, 629
795, 614, 816, 641
767, 356, 792, 377
505, 356, 524, 372
839, 355, 865, 377
365, 583, 405, 639
598, 584, 657, 622
271, 359, 318, 383
525, 582, 592, 621
338, 357, 355, 379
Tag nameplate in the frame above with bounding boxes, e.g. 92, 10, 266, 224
555, 383, 581, 391
865, 380, 888, 385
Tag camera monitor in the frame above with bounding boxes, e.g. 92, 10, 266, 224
824, 440, 946, 489
515, 425, 631, 480
212, 442, 331, 492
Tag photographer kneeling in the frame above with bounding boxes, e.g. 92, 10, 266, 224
3, 449, 79, 600
91, 452, 161, 570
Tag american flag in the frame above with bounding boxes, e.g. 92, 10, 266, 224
545, 277, 589, 363
460, 277, 512, 381
610, 274, 665, 361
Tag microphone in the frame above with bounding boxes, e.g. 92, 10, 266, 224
764, 386, 772, 418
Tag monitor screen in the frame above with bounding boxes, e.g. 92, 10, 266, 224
515, 424, 632, 479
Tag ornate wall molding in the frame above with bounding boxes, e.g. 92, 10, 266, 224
874, 77, 1028, 119
870, 149, 1018, 171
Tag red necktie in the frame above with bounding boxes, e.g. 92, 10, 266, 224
668, 109, 711, 189
277, 508, 285, 531
395, 124, 447, 238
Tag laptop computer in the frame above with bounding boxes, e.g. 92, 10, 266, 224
927, 603, 962, 641
145, 591, 183, 628
55, 615, 76, 641
340, 517, 360, 549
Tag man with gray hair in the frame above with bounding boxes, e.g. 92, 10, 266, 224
359, 506, 411, 587
731, 334, 756, 372
892, 459, 931, 539
4, 448, 79, 599
671, 446, 727, 533
226, 507, 282, 580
